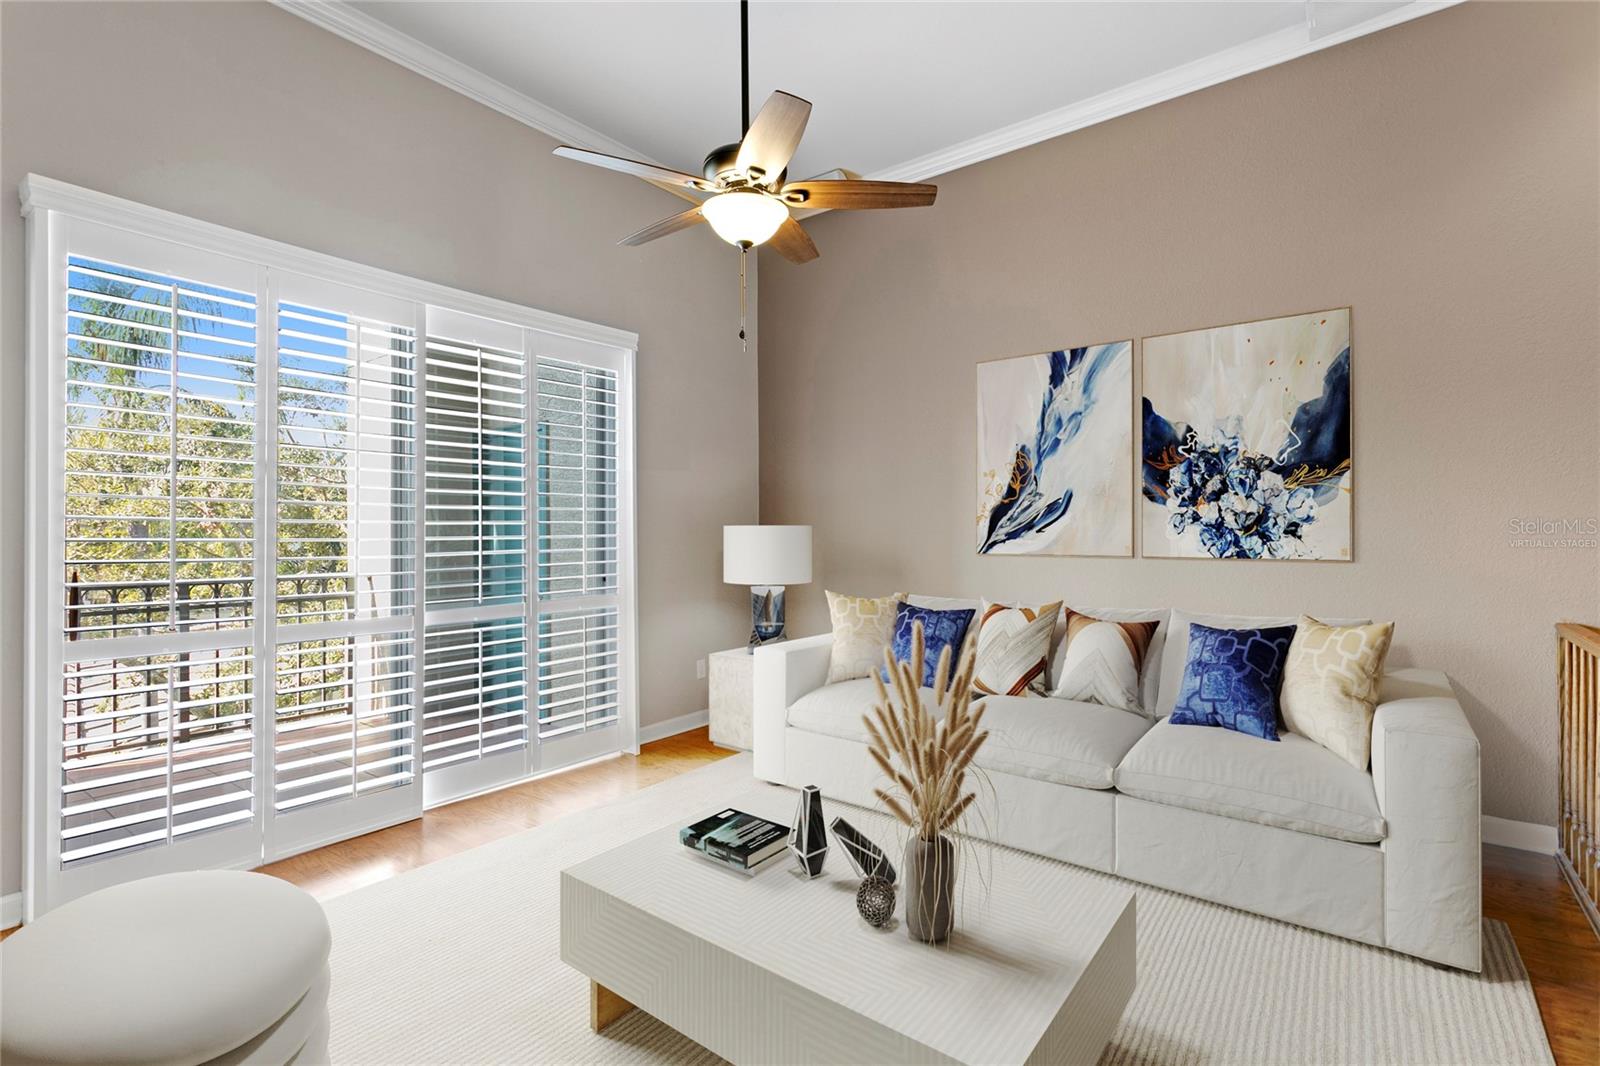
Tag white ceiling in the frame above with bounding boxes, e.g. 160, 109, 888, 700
301, 1, 1451, 182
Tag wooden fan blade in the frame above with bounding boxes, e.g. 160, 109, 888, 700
618, 206, 705, 247
800, 167, 861, 182
778, 180, 937, 210
767, 217, 818, 264
645, 178, 712, 204
553, 146, 714, 194
734, 91, 812, 186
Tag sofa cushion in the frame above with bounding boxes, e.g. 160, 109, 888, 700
974, 696, 1152, 789
1115, 719, 1386, 843
788, 679, 935, 744
787, 681, 1150, 791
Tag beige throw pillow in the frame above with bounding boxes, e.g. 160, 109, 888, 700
825, 590, 905, 683
1280, 615, 1395, 769
972, 602, 1061, 696
1052, 608, 1160, 715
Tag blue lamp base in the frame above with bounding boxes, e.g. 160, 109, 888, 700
747, 585, 787, 652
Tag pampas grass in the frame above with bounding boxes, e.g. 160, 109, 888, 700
864, 622, 989, 842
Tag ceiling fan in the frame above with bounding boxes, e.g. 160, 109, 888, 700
551, 0, 938, 267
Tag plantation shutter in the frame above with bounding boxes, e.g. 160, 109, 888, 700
271, 276, 420, 825
25, 179, 636, 916
54, 222, 263, 889
533, 335, 630, 766
419, 308, 532, 800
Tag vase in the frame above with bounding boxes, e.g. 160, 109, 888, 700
904, 834, 955, 943
790, 785, 828, 878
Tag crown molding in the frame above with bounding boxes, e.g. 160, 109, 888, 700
869, 0, 1461, 183
271, 0, 658, 163
275, 0, 1459, 187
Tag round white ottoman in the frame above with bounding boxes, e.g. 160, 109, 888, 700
1, 871, 331, 1066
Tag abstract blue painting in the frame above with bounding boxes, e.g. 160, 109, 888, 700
1141, 309, 1352, 560
976, 342, 1133, 556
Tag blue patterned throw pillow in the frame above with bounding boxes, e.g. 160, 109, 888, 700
883, 602, 976, 689
1169, 623, 1297, 740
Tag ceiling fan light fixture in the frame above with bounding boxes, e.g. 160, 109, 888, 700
701, 190, 789, 248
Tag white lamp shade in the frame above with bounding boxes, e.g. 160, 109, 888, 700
723, 525, 812, 586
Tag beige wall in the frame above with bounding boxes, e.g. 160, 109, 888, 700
757, 1, 1599, 828
0, 2, 758, 899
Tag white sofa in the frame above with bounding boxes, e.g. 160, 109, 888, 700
752, 603, 1482, 971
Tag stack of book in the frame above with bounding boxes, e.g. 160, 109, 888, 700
680, 808, 788, 874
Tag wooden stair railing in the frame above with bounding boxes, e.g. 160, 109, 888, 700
1557, 622, 1600, 938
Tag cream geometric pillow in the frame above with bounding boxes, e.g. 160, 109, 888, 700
825, 590, 905, 683
1051, 608, 1160, 716
972, 601, 1061, 696
1280, 615, 1395, 769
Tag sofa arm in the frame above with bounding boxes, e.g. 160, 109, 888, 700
1371, 668, 1481, 971
752, 634, 832, 783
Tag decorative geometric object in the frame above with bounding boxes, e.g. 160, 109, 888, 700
883, 602, 975, 690
825, 590, 906, 683
976, 342, 1134, 557
972, 601, 1061, 697
1169, 623, 1298, 740
865, 622, 989, 944
1280, 615, 1395, 769
787, 785, 828, 878
1141, 308, 1351, 560
855, 876, 896, 928
1051, 609, 1161, 715
830, 816, 896, 884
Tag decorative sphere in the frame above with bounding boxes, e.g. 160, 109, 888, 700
856, 876, 896, 928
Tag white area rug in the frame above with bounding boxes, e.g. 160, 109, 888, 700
323, 755, 1553, 1065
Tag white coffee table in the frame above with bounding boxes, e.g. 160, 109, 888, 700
561, 784, 1136, 1065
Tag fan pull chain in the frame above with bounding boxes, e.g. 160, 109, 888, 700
738, 246, 748, 352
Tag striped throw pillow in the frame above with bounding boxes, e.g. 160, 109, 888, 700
973, 602, 1061, 696
1052, 608, 1161, 715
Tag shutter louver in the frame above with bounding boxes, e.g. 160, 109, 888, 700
536, 607, 619, 739
273, 634, 415, 811
424, 336, 527, 609
276, 302, 416, 625
65, 256, 257, 640
536, 359, 618, 598
422, 619, 529, 768
60, 645, 255, 865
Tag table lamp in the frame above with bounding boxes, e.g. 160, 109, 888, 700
723, 525, 812, 651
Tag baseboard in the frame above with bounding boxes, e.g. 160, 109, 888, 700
2, 891, 21, 929
638, 709, 709, 745
1482, 815, 1557, 853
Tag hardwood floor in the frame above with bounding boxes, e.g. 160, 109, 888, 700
1483, 842, 1600, 1066
256, 728, 735, 900
4, 727, 1596, 1064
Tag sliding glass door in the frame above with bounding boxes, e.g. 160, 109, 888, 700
24, 180, 638, 917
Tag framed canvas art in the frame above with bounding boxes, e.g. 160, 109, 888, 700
976, 341, 1133, 557
1140, 308, 1352, 561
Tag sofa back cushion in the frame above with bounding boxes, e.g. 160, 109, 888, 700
1156, 610, 1370, 719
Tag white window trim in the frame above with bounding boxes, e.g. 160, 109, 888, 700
20, 174, 641, 921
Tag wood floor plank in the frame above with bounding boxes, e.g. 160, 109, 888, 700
3, 729, 1595, 1064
